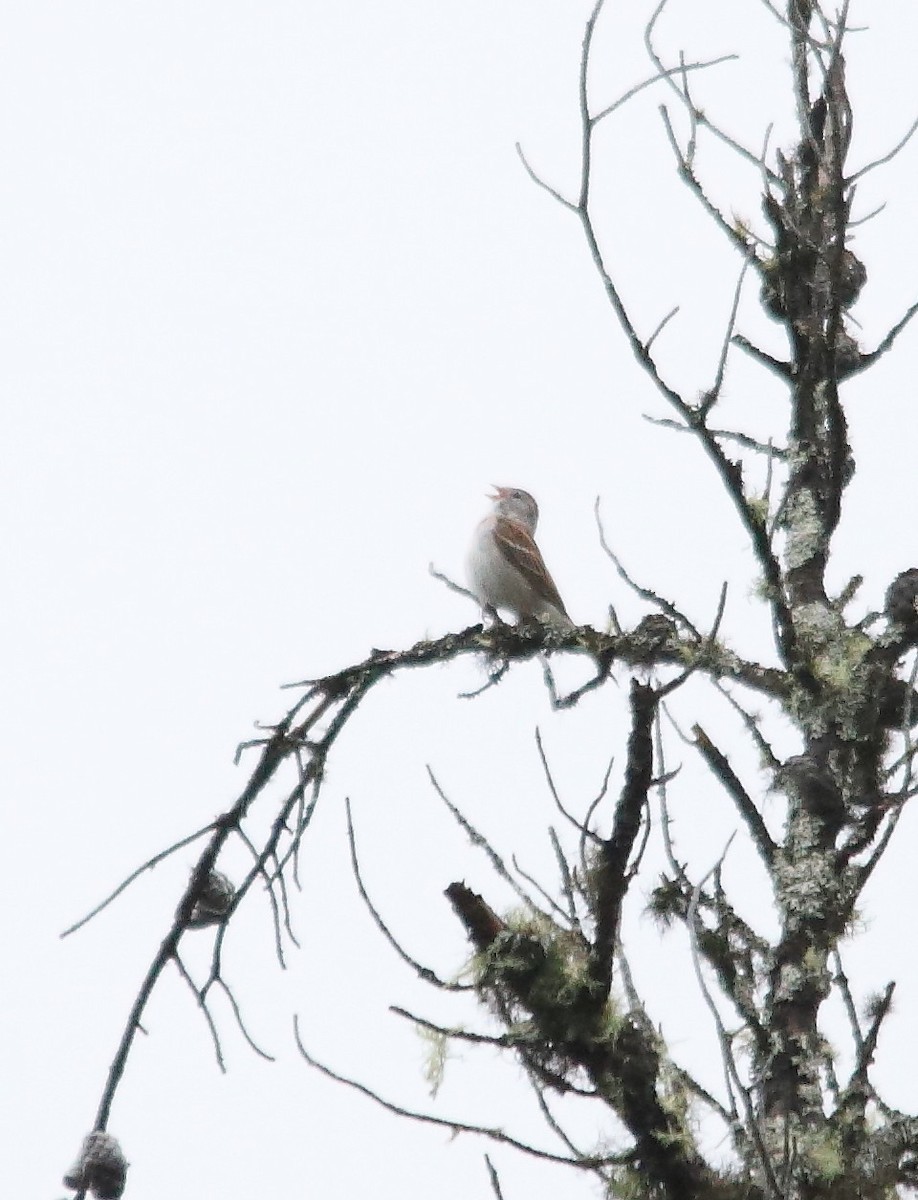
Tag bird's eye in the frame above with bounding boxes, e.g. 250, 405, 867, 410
511, 490, 523, 500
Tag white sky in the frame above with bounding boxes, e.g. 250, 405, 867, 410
5, 2, 918, 1197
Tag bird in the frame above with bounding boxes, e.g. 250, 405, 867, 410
466, 486, 573, 630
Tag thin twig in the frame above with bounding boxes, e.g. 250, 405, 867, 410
524, 1068, 604, 1167
578, 772, 613, 888
542, 653, 615, 709
731, 334, 793, 380
849, 113, 918, 182
460, 659, 513, 700
234, 823, 289, 967
659, 105, 762, 260
173, 953, 226, 1073
592, 55, 738, 125
712, 680, 782, 771
485, 1156, 506, 1200
512, 851, 576, 928
701, 260, 751, 415
848, 300, 918, 377
692, 725, 776, 867
60, 820, 220, 938
651, 581, 730, 701
645, 0, 782, 185
644, 306, 680, 354
429, 563, 480, 604
514, 143, 578, 212
390, 1006, 536, 1051
687, 845, 782, 1199
427, 768, 555, 924
345, 799, 470, 992
535, 727, 602, 845
644, 414, 788, 458
549, 825, 580, 928
595, 499, 701, 638
293, 1020, 624, 1168
848, 200, 886, 229
832, 948, 864, 1060
655, 712, 690, 889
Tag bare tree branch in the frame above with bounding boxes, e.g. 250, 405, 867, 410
346, 799, 472, 993
846, 298, 918, 376
850, 112, 918, 181
645, 413, 788, 458
731, 333, 794, 379
592, 54, 738, 125
587, 680, 656, 997
61, 819, 220, 938
293, 1019, 625, 1168
692, 725, 776, 867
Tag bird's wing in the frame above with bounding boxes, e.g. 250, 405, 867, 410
492, 516, 569, 617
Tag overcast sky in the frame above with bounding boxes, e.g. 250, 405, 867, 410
5, 3, 918, 1197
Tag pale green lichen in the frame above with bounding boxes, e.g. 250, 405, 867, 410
800, 1127, 845, 1181
761, 253, 778, 272
774, 960, 806, 1000
418, 1025, 450, 1097
474, 909, 601, 1013
786, 685, 829, 736
794, 601, 839, 643
784, 604, 879, 743
812, 642, 869, 694
752, 574, 782, 603
652, 1124, 697, 1154
801, 945, 827, 974
732, 214, 754, 240
773, 813, 840, 920
604, 1166, 649, 1200
594, 996, 627, 1045
656, 1062, 696, 1156
747, 492, 771, 526
783, 485, 824, 571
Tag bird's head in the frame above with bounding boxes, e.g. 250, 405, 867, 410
489, 486, 539, 531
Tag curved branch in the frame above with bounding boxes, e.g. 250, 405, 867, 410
646, 0, 781, 185
845, 299, 918, 377
592, 54, 738, 125
61, 819, 219, 938
293, 1020, 625, 1169
731, 334, 794, 380
849, 112, 918, 182
692, 725, 776, 867
687, 851, 782, 1199
428, 769, 557, 924
346, 799, 471, 992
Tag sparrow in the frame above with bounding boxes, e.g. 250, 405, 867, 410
466, 486, 573, 630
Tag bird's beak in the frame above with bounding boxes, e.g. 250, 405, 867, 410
488, 485, 508, 501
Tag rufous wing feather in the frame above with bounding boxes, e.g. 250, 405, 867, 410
492, 516, 569, 618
